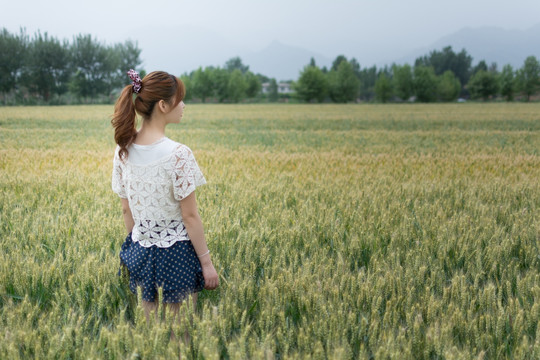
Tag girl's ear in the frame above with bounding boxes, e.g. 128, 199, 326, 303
158, 99, 167, 113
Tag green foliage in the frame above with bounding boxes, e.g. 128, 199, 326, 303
349, 58, 361, 80
179, 74, 192, 101
209, 67, 230, 103
110, 40, 143, 90
437, 70, 461, 102
4, 26, 540, 106
415, 46, 472, 86
516, 56, 540, 101
244, 71, 261, 99
295, 64, 328, 103
358, 66, 377, 100
331, 54, 348, 71
328, 59, 360, 103
69, 34, 115, 99
268, 78, 279, 102
225, 56, 249, 74
467, 70, 500, 101
0, 28, 142, 104
500, 64, 516, 101
0, 28, 27, 97
1, 104, 540, 358
256, 73, 270, 84
20, 31, 70, 101
374, 73, 393, 103
68, 35, 142, 100
227, 69, 247, 103
191, 67, 213, 103
392, 64, 413, 101
473, 60, 489, 75
184, 58, 260, 103
413, 66, 438, 102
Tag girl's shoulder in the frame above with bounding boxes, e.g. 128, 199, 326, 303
147, 138, 196, 167
171, 141, 194, 156
170, 142, 198, 168
162, 137, 183, 153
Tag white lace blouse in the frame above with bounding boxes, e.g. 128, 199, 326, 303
111, 137, 206, 248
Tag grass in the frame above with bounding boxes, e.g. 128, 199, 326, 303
0, 103, 539, 359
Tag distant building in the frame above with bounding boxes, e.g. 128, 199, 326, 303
261, 82, 295, 94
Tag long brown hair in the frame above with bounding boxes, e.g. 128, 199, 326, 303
111, 71, 185, 160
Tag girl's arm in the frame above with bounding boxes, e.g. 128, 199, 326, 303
121, 198, 135, 233
180, 192, 219, 290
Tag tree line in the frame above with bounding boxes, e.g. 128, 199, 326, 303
2, 27, 539, 105
179, 57, 265, 103
295, 47, 540, 103
0, 28, 142, 105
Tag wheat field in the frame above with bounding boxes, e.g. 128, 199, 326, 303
0, 103, 539, 359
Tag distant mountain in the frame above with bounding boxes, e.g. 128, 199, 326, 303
134, 26, 331, 81
132, 25, 246, 76
241, 40, 332, 81
395, 23, 540, 68
130, 25, 332, 81
134, 23, 540, 81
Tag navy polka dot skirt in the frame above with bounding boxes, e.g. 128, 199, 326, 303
118, 232, 205, 303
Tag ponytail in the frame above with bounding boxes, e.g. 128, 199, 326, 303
112, 70, 186, 161
111, 85, 137, 161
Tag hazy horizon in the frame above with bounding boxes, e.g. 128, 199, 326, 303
2, 0, 540, 79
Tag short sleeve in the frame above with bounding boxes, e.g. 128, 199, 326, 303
112, 146, 127, 198
171, 145, 206, 201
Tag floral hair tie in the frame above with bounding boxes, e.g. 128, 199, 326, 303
127, 69, 142, 94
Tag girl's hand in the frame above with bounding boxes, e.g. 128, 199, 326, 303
201, 261, 219, 290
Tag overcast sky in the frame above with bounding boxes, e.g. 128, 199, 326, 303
2, 0, 540, 75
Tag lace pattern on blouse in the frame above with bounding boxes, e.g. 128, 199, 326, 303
112, 143, 206, 248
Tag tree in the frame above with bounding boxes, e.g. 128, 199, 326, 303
268, 78, 278, 102
227, 69, 247, 103
191, 66, 213, 102
358, 65, 377, 101
68, 36, 142, 101
209, 67, 230, 102
110, 39, 142, 90
225, 57, 249, 74
328, 60, 360, 103
331, 55, 347, 71
472, 60, 488, 75
415, 46, 472, 86
69, 34, 113, 99
256, 73, 270, 84
0, 28, 143, 103
392, 64, 413, 101
413, 66, 438, 102
295, 63, 327, 103
349, 58, 361, 78
0, 28, 27, 101
244, 71, 261, 98
437, 70, 461, 102
500, 64, 516, 101
374, 73, 393, 103
516, 56, 540, 101
467, 70, 499, 101
180, 74, 192, 101
21, 31, 70, 101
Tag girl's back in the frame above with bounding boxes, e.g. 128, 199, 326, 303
113, 137, 206, 248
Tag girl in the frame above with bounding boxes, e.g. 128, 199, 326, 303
111, 69, 219, 329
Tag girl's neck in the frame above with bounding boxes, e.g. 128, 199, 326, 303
135, 118, 166, 145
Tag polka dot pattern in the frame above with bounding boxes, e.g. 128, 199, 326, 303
118, 233, 205, 303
